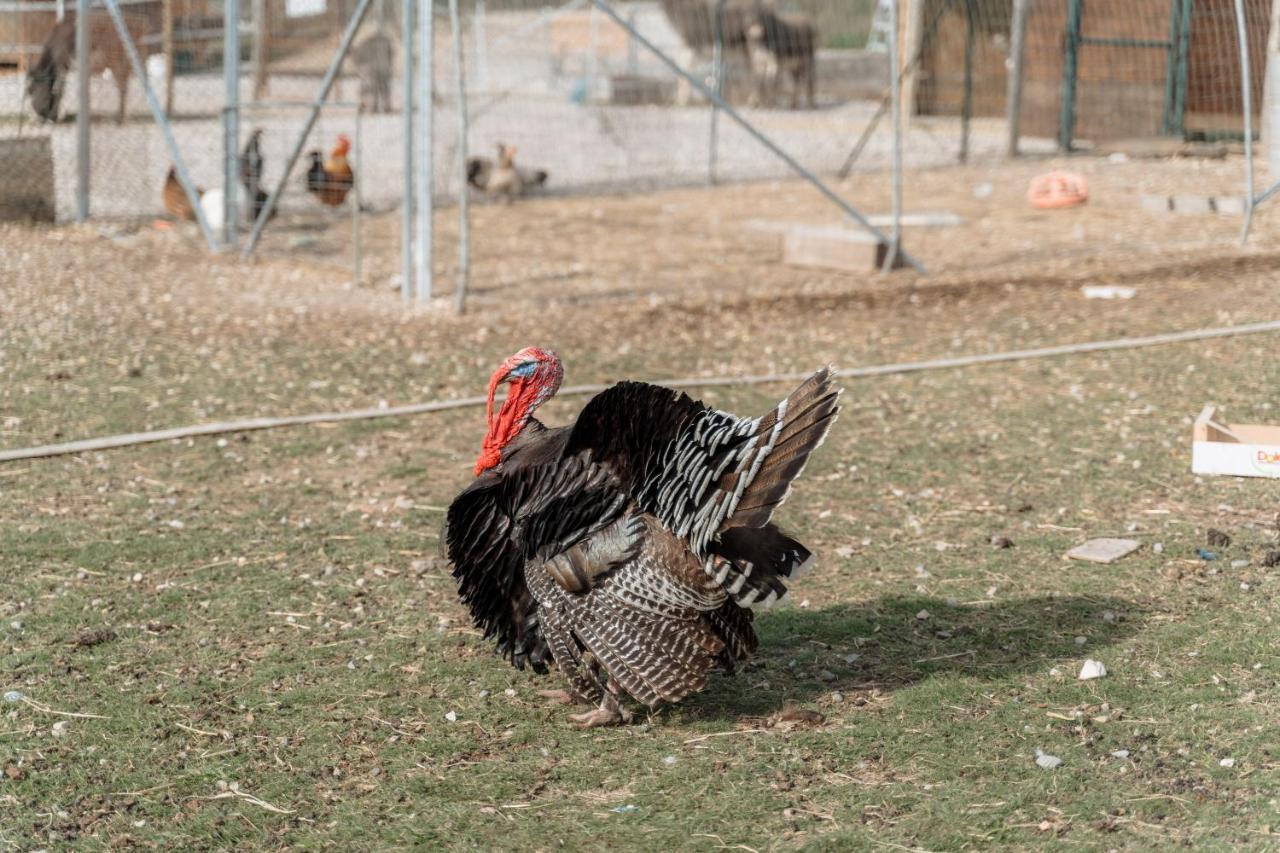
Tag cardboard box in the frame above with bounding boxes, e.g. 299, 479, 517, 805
1191, 405, 1280, 479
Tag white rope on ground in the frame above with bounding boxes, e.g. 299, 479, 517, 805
3, 318, 1279, 464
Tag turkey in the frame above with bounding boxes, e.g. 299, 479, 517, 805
444, 347, 840, 726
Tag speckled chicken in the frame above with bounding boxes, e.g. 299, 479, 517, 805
444, 348, 839, 726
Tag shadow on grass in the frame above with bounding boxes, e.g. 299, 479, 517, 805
679, 594, 1140, 720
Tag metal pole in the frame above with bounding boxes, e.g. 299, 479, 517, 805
959, 0, 974, 164
708, 0, 725, 185
102, 0, 219, 251
590, 0, 925, 272
448, 0, 469, 314
75, 0, 89, 222
401, 0, 415, 300
1237, 0, 1257, 244
353, 105, 363, 285
1006, 0, 1028, 157
416, 0, 434, 300
163, 0, 175, 116
1059, 0, 1082, 151
252, 0, 267, 100
882, 0, 902, 272
241, 0, 375, 258
901, 0, 925, 125
224, 0, 241, 247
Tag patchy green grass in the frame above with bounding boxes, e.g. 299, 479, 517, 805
3, 218, 1280, 850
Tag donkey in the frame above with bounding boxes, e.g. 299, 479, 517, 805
745, 8, 816, 109
27, 12, 143, 124
658, 0, 754, 106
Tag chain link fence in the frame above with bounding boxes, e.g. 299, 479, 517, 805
0, 0, 1273, 276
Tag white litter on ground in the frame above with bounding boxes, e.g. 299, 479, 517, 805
1082, 285, 1136, 300
1035, 749, 1063, 770
1079, 660, 1108, 680
1220, 758, 1236, 768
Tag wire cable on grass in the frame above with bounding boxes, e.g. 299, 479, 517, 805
3, 319, 1280, 464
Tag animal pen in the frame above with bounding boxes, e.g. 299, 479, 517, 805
0, 0, 1275, 307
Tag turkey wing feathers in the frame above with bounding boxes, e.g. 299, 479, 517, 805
445, 441, 628, 670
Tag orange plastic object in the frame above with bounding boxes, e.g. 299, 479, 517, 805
1027, 171, 1088, 209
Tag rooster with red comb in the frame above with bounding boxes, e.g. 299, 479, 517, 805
444, 348, 840, 726
305, 134, 354, 207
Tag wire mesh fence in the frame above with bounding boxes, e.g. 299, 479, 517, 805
0, 0, 1273, 275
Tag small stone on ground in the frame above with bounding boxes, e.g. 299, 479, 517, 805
1067, 538, 1142, 564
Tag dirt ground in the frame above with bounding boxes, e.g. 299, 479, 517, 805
3, 153, 1280, 849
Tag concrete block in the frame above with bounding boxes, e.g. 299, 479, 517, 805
1140, 194, 1171, 213
1171, 195, 1214, 215
1213, 195, 1246, 215
782, 227, 905, 273
609, 75, 673, 106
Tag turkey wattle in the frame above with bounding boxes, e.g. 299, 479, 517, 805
444, 347, 840, 726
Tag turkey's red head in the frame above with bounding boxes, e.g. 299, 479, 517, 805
474, 346, 563, 475
333, 134, 351, 157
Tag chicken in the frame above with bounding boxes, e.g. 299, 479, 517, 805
305, 134, 355, 207
162, 166, 202, 221
239, 129, 271, 221
466, 143, 548, 202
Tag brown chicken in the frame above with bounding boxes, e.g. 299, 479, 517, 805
162, 166, 203, 221
466, 143, 547, 203
306, 134, 354, 207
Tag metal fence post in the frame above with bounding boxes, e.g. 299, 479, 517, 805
223, 0, 241, 247
448, 0, 469, 314
402, 0, 415, 300
959, 0, 975, 163
163, 0, 175, 115
882, 0, 902, 272
1006, 0, 1029, 157
416, 0, 434, 301
1059, 0, 1082, 151
252, 0, 267, 100
240, 0, 375, 258
1237, 0, 1257, 244
708, 0, 726, 185
75, 0, 89, 221
353, 105, 363, 286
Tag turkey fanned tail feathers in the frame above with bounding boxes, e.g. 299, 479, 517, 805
568, 367, 839, 606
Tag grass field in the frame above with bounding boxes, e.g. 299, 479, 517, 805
3, 174, 1280, 850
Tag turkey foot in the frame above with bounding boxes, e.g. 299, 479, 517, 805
538, 688, 584, 706
569, 679, 631, 728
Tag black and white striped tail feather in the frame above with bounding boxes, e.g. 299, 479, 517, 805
705, 367, 840, 607
723, 369, 841, 531
713, 524, 814, 607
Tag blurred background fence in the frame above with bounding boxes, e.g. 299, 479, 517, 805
0, 0, 1271, 288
